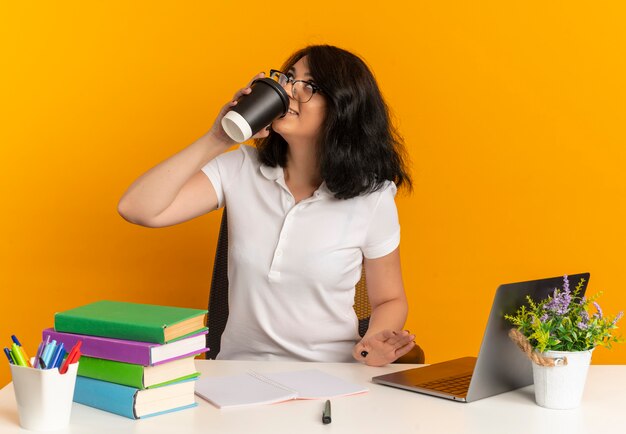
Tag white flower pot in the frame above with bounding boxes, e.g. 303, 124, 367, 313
532, 348, 593, 409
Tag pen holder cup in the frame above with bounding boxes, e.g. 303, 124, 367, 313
9, 361, 79, 431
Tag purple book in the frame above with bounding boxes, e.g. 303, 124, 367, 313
42, 328, 208, 366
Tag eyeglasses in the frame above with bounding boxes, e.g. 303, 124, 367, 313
269, 69, 322, 103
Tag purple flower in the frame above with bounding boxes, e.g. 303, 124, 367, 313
593, 302, 603, 319
563, 275, 570, 293
545, 285, 572, 316
540, 314, 549, 322
612, 311, 624, 326
577, 321, 589, 330
580, 309, 590, 323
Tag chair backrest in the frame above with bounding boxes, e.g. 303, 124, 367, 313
206, 209, 230, 360
206, 209, 424, 363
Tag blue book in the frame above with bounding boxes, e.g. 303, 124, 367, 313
73, 376, 197, 419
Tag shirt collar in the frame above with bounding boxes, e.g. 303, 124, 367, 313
259, 164, 334, 200
316, 182, 333, 198
259, 164, 283, 180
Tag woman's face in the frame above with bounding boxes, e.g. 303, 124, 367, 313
271, 56, 326, 145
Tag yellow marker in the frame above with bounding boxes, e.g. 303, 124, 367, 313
11, 344, 27, 367
19, 345, 32, 367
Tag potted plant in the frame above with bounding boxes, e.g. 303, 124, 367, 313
505, 275, 622, 409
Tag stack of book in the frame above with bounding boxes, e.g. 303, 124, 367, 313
44, 300, 209, 419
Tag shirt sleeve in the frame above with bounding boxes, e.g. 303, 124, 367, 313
200, 145, 246, 209
361, 181, 401, 259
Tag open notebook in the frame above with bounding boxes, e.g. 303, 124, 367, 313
194, 369, 368, 409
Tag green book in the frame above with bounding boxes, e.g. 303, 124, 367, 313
54, 300, 207, 344
77, 355, 200, 389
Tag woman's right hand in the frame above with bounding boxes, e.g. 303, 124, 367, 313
206, 71, 272, 145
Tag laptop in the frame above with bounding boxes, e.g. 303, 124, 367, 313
372, 273, 590, 402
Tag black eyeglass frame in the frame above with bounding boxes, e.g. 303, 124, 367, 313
269, 69, 322, 103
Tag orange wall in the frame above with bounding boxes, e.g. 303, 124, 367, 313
2, 2, 625, 386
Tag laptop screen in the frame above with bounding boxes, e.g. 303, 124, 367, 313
467, 273, 590, 401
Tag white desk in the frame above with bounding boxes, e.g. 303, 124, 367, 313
1, 360, 625, 434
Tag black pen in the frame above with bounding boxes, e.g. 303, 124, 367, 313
322, 399, 332, 424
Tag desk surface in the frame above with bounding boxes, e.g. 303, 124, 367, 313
1, 360, 625, 434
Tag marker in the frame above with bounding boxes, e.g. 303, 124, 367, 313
48, 342, 65, 370
42, 340, 57, 368
4, 348, 14, 365
33, 342, 45, 369
11, 343, 27, 367
69, 346, 82, 365
60, 341, 82, 374
53, 349, 67, 369
322, 399, 332, 424
11, 335, 32, 367
19, 346, 32, 368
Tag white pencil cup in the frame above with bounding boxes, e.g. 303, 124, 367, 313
9, 361, 79, 431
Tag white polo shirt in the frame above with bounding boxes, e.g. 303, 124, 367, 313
201, 145, 400, 362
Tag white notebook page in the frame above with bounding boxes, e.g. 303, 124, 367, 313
263, 369, 368, 399
194, 369, 368, 409
195, 373, 297, 408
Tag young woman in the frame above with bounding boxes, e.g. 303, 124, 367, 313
118, 45, 415, 366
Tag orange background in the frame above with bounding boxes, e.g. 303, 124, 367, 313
2, 1, 625, 386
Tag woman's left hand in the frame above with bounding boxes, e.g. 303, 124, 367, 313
352, 330, 416, 367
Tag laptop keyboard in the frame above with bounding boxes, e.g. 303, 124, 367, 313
416, 373, 472, 396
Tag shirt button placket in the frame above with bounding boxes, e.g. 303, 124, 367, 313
269, 209, 292, 281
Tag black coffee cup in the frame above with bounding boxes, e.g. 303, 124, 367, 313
221, 78, 290, 142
